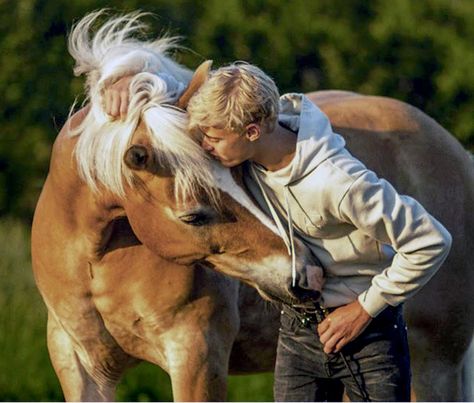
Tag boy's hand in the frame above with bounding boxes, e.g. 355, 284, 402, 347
317, 300, 372, 354
102, 75, 134, 119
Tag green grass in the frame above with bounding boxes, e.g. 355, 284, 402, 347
0, 218, 63, 401
0, 219, 274, 401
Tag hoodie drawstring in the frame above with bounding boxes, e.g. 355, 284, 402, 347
251, 165, 297, 287
285, 188, 297, 287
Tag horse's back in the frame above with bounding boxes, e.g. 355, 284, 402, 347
308, 90, 474, 240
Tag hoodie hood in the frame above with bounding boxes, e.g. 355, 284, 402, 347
278, 93, 346, 184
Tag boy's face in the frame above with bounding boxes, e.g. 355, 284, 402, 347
200, 126, 255, 167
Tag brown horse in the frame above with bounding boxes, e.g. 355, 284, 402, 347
31, 12, 318, 402
31, 11, 473, 401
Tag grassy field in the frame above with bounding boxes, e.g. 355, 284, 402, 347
0, 218, 274, 401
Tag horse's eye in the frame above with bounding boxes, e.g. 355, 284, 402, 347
179, 213, 212, 226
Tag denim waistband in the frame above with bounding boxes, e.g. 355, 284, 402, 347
282, 302, 402, 328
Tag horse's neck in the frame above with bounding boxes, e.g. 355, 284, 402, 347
45, 131, 127, 254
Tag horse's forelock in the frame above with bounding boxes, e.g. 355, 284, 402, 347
125, 73, 221, 206
142, 106, 220, 206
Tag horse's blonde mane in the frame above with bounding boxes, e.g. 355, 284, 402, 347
68, 9, 192, 95
67, 10, 218, 204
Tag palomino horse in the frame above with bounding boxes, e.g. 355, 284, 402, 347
31, 12, 318, 403
32, 11, 473, 401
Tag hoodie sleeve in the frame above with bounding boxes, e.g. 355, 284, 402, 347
338, 169, 452, 317
97, 48, 162, 90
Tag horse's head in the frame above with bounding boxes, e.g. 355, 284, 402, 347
69, 10, 322, 306
120, 69, 321, 305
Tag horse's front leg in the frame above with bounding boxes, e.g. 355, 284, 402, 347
167, 329, 235, 401
163, 316, 239, 401
47, 312, 134, 401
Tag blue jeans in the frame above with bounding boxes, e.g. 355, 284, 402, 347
274, 305, 411, 402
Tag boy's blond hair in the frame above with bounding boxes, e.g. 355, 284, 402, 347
187, 62, 280, 135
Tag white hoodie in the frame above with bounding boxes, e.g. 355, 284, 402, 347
244, 93, 452, 317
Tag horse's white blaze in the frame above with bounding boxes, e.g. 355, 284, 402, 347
209, 254, 294, 301
256, 255, 293, 279
207, 254, 291, 285
66, 9, 291, 242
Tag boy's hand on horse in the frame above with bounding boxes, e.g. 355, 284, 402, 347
102, 75, 134, 119
317, 300, 372, 354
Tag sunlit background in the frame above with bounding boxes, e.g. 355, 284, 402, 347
1, 0, 473, 400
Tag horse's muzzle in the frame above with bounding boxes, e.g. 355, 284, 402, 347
290, 264, 325, 303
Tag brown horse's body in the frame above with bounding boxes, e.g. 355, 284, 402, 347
32, 106, 287, 401
32, 90, 474, 401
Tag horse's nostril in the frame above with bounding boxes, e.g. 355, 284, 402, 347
290, 265, 324, 303
290, 283, 321, 303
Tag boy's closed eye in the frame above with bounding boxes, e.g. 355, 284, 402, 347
205, 135, 221, 143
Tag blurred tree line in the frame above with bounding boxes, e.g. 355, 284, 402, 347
1, 0, 473, 220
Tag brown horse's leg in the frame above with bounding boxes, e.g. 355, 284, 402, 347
166, 329, 232, 402
169, 363, 228, 402
47, 313, 131, 401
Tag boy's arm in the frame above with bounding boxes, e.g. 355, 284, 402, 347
98, 48, 164, 119
318, 169, 452, 354
340, 170, 452, 318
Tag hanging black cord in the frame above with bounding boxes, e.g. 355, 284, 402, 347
338, 350, 370, 402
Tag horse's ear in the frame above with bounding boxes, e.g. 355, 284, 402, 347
177, 60, 213, 110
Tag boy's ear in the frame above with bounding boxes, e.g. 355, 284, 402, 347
177, 60, 213, 110
245, 123, 261, 142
